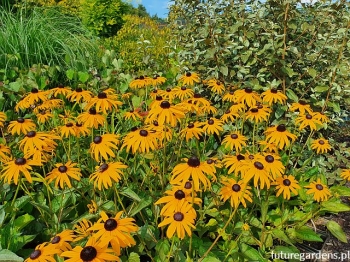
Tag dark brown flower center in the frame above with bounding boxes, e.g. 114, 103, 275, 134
254, 161, 264, 170
75, 88, 83, 92
174, 190, 186, 200
30, 250, 41, 259
231, 134, 238, 139
15, 158, 27, 165
271, 88, 277, 94
229, 91, 234, 95
17, 117, 25, 123
244, 87, 252, 93
89, 108, 96, 115
153, 120, 159, 126
97, 92, 107, 99
187, 123, 194, 128
318, 140, 325, 145
237, 154, 245, 161
160, 101, 171, 109
250, 108, 258, 113
76, 123, 83, 127
187, 156, 200, 167
93, 136, 102, 144
216, 81, 221, 85
139, 130, 148, 137
31, 88, 39, 93
186, 72, 192, 77
166, 88, 171, 92
283, 179, 291, 186
58, 165, 68, 173
51, 236, 61, 244
207, 119, 214, 125
139, 75, 145, 80
66, 123, 74, 127
206, 159, 214, 164
26, 131, 36, 137
153, 74, 159, 79
184, 181, 192, 189
104, 218, 118, 231
299, 100, 307, 105
181, 86, 187, 91
153, 89, 158, 93
248, 154, 254, 160
80, 246, 97, 261
276, 124, 286, 132
99, 163, 109, 172
232, 184, 241, 192
265, 155, 274, 163
305, 114, 312, 120
130, 126, 138, 132
194, 93, 201, 98
156, 95, 163, 101
316, 184, 324, 190
174, 212, 184, 221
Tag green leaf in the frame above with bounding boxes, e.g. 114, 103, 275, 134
155, 239, 170, 262
129, 196, 152, 216
239, 243, 266, 262
121, 188, 141, 202
321, 200, 350, 213
66, 69, 75, 80
331, 186, 350, 196
8, 82, 21, 92
0, 249, 23, 262
131, 96, 142, 108
220, 66, 228, 76
295, 227, 323, 242
286, 89, 298, 102
314, 85, 328, 93
201, 256, 221, 262
14, 214, 34, 232
326, 221, 347, 243
128, 252, 140, 262
308, 68, 317, 78
78, 72, 90, 83
0, 206, 4, 227
272, 229, 294, 246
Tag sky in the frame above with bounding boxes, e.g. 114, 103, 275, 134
130, 0, 171, 18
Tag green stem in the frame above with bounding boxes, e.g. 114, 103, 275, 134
167, 237, 176, 262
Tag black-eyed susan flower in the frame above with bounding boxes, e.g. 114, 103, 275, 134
222, 132, 247, 152
238, 160, 272, 189
88, 200, 98, 214
8, 118, 36, 136
19, 131, 59, 156
158, 200, 196, 239
90, 134, 120, 161
49, 229, 75, 253
129, 75, 152, 89
50, 85, 71, 98
199, 104, 217, 116
60, 123, 77, 137
88, 211, 138, 255
220, 109, 239, 123
124, 110, 142, 121
311, 138, 331, 154
46, 161, 82, 189
223, 154, 246, 174
340, 169, 350, 181
173, 86, 194, 101
25, 88, 49, 106
233, 87, 261, 107
66, 87, 93, 103
229, 103, 246, 114
146, 101, 185, 127
159, 87, 176, 102
36, 111, 53, 124
258, 154, 285, 179
1, 157, 41, 185
25, 242, 58, 262
85, 90, 123, 114
152, 74, 167, 86
170, 156, 215, 191
61, 237, 119, 262
305, 178, 331, 202
201, 118, 223, 136
207, 79, 225, 95
265, 124, 297, 149
180, 122, 204, 141
59, 110, 75, 124
289, 100, 312, 114
246, 107, 270, 123
219, 177, 253, 208
73, 219, 93, 242
178, 72, 200, 86
121, 92, 133, 100
77, 108, 106, 129
202, 158, 222, 175
90, 162, 127, 190
314, 112, 329, 123
0, 111, 6, 127
223, 91, 236, 102
258, 140, 278, 153
74, 123, 90, 137
261, 88, 287, 105
15, 97, 31, 112
273, 175, 300, 200
0, 144, 11, 162
155, 185, 202, 216
121, 128, 158, 154
295, 113, 322, 131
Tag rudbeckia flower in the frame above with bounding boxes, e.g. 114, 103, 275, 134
77, 108, 106, 129
0, 111, 6, 127
261, 88, 287, 105
220, 110, 239, 123
74, 123, 90, 137
88, 200, 98, 214
207, 79, 225, 95
8, 118, 36, 135
180, 122, 204, 141
223, 154, 246, 174
173, 86, 194, 101
152, 74, 167, 86
158, 200, 196, 239
0, 144, 11, 162
170, 156, 216, 191
223, 91, 236, 102
49, 229, 75, 253
258, 140, 278, 153
146, 101, 185, 127
246, 107, 270, 123
61, 237, 119, 262
155, 185, 202, 215
124, 110, 142, 121
49, 85, 72, 98
311, 138, 331, 154
85, 90, 123, 114
45, 161, 82, 189
305, 178, 331, 202
25, 242, 59, 262
221, 132, 247, 152
199, 104, 217, 116
295, 113, 322, 131
233, 87, 261, 107
273, 175, 300, 200
238, 160, 272, 189
258, 154, 285, 179
289, 100, 312, 114
90, 162, 127, 190
219, 177, 253, 208
19, 131, 59, 156
159, 87, 176, 102
129, 75, 153, 89
121, 128, 158, 154
73, 219, 93, 242
88, 211, 138, 255
201, 118, 223, 136
265, 124, 297, 149
36, 111, 53, 124
90, 134, 120, 161
229, 103, 246, 113
60, 123, 77, 137
25, 88, 49, 106
66, 87, 93, 103
178, 72, 200, 86
1, 157, 41, 185
340, 169, 350, 181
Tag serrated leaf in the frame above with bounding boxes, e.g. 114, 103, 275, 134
129, 196, 152, 216
321, 200, 350, 213
295, 227, 323, 242
155, 240, 170, 261
128, 252, 140, 262
326, 221, 347, 243
0, 249, 23, 262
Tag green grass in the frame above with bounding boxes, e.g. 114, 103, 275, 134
0, 7, 99, 72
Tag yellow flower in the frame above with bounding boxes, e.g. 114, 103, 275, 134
179, 122, 204, 141
220, 109, 239, 123
246, 107, 270, 123
295, 113, 322, 131
0, 144, 11, 162
289, 101, 312, 114
49, 85, 72, 98
25, 88, 49, 106
311, 139, 331, 154
221, 132, 247, 152
46, 161, 81, 189
261, 88, 287, 105
305, 178, 331, 202
85, 90, 123, 114
129, 75, 153, 89
66, 87, 93, 103
77, 108, 106, 129
49, 229, 75, 253
219, 177, 253, 208
19, 131, 59, 156
121, 128, 158, 154
238, 160, 272, 189
173, 86, 194, 101
87, 200, 98, 214
233, 87, 261, 107
1, 157, 41, 185
273, 175, 300, 200
25, 242, 59, 262
0, 111, 6, 127
36, 111, 53, 124
73, 219, 93, 242
60, 122, 77, 137
257, 153, 285, 179
90, 162, 127, 190
223, 154, 246, 174
152, 74, 167, 86
201, 118, 223, 136
178, 72, 200, 86
146, 101, 185, 127
90, 134, 120, 162
265, 124, 297, 149
207, 79, 225, 95
8, 118, 36, 136
340, 169, 350, 181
